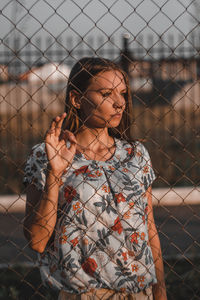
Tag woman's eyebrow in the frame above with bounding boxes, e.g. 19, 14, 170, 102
97, 87, 127, 92
86, 87, 112, 92
96, 88, 113, 91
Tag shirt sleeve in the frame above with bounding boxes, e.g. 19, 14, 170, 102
135, 142, 156, 190
23, 143, 48, 191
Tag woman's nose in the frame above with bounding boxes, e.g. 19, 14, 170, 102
113, 94, 125, 110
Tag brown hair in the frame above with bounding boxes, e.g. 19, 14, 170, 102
63, 57, 133, 141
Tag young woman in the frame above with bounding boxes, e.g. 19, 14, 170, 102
23, 57, 167, 299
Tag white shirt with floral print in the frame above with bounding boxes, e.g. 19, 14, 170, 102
23, 138, 157, 294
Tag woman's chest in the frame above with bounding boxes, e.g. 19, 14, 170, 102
58, 159, 145, 216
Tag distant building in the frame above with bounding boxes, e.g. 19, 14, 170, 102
129, 61, 153, 93
128, 58, 198, 106
19, 62, 71, 83
171, 81, 200, 110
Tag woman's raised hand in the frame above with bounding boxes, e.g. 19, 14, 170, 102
45, 113, 77, 177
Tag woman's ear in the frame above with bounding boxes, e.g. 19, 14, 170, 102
69, 90, 82, 109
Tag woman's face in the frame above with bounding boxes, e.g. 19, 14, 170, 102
79, 70, 127, 129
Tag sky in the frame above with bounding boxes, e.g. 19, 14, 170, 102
0, 0, 199, 59
0, 1, 198, 39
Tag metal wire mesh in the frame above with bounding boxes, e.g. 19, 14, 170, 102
0, 1, 200, 299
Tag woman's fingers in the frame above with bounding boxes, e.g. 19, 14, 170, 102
45, 115, 57, 138
46, 114, 77, 156
45, 113, 66, 140
48, 120, 56, 135
61, 130, 77, 145
68, 140, 77, 154
55, 113, 66, 137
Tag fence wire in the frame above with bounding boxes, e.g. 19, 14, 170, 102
0, 1, 200, 299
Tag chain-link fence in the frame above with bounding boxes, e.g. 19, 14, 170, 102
1, 1, 200, 299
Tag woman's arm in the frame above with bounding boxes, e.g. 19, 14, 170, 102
23, 170, 61, 253
147, 186, 167, 300
23, 113, 77, 253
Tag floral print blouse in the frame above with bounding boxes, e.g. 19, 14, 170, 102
23, 137, 157, 294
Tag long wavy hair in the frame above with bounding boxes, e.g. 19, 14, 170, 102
63, 57, 134, 141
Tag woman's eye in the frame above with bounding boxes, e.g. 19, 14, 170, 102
121, 92, 127, 97
102, 92, 111, 98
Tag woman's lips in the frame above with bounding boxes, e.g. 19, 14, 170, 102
111, 113, 122, 118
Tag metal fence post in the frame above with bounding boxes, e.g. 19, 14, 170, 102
120, 33, 133, 76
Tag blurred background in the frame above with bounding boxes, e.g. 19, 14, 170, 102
0, 0, 200, 299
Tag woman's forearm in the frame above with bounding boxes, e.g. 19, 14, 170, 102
24, 114, 76, 253
24, 171, 61, 253
149, 229, 167, 299
147, 186, 167, 299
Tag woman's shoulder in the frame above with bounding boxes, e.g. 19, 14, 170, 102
23, 143, 47, 190
28, 142, 46, 158
25, 142, 48, 168
117, 138, 147, 158
115, 138, 156, 188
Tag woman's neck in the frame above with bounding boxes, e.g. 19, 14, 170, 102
75, 127, 114, 153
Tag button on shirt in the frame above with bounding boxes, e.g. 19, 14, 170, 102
23, 138, 157, 294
